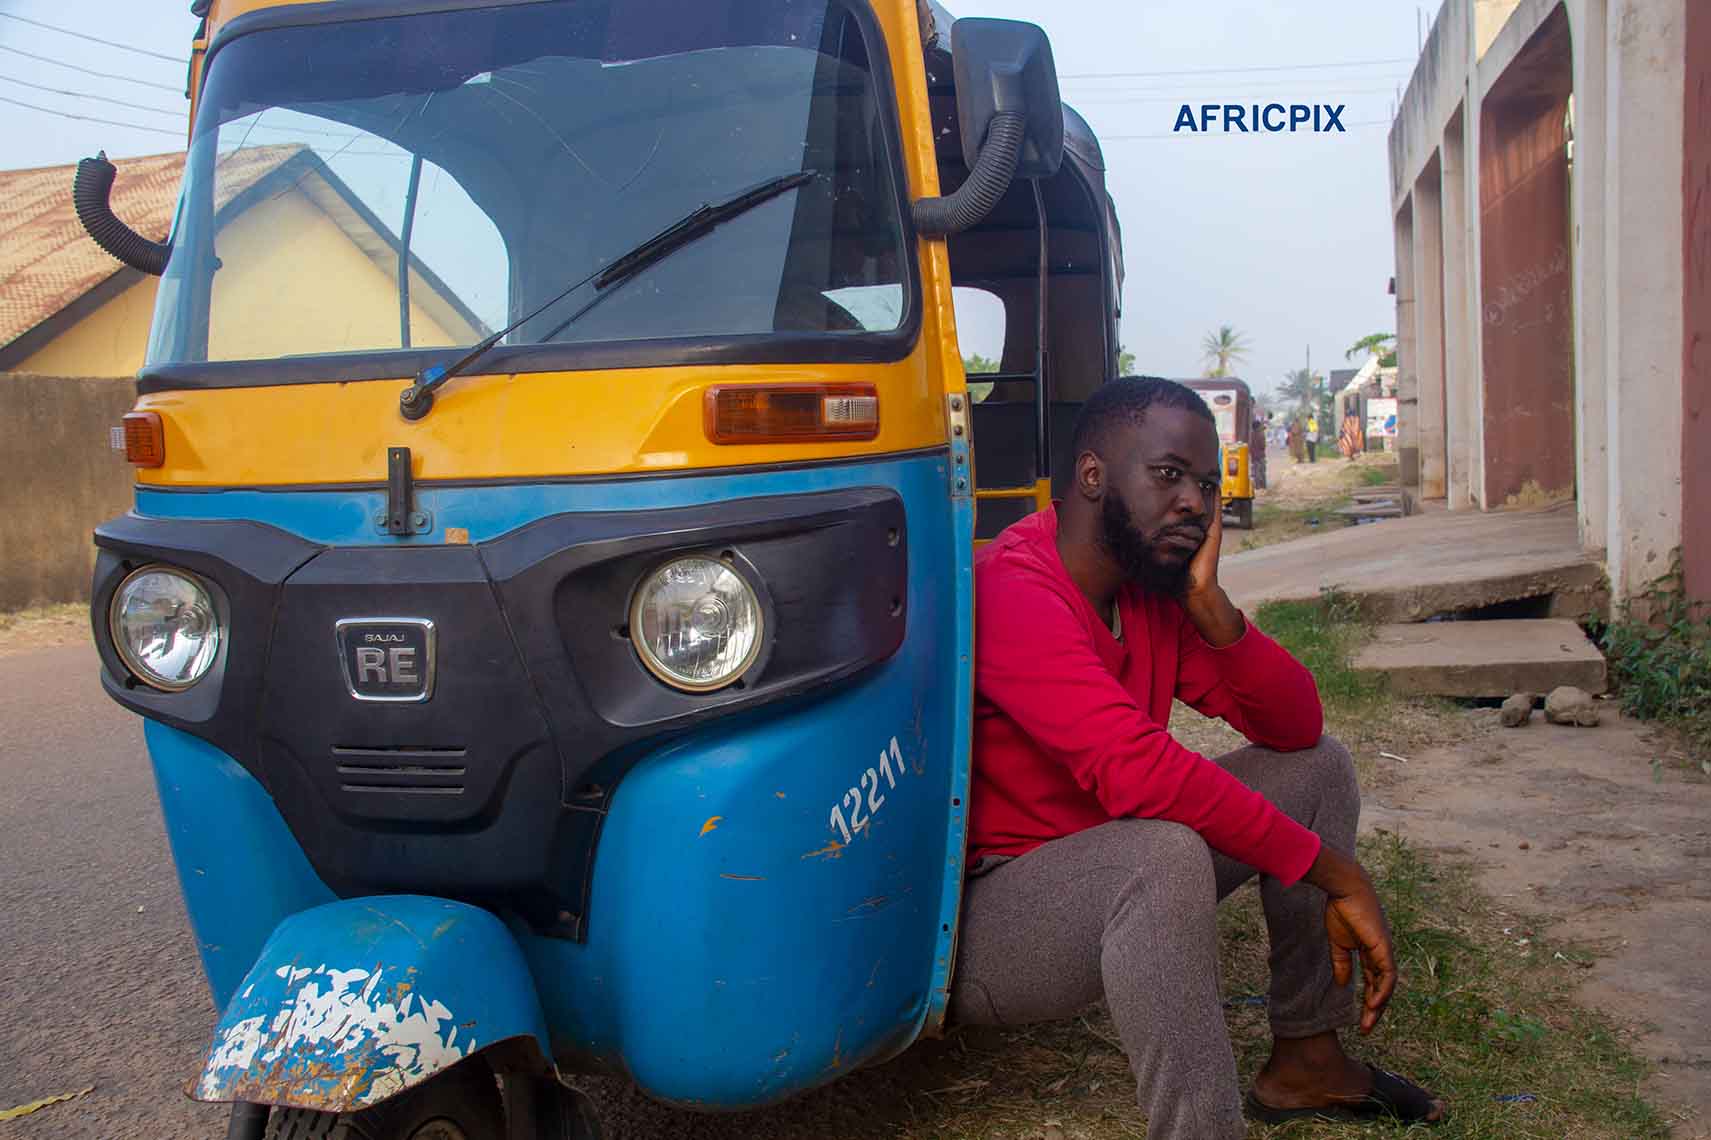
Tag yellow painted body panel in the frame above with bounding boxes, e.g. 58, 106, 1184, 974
143, 0, 968, 488
137, 358, 945, 486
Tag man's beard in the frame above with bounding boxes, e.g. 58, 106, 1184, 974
1099, 486, 1201, 596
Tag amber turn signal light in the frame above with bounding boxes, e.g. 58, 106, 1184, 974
704, 383, 879, 444
122, 411, 165, 467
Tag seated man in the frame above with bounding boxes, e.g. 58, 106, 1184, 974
949, 377, 1443, 1137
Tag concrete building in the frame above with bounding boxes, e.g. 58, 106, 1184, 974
1388, 0, 1710, 606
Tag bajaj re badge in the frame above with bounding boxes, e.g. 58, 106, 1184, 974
335, 618, 436, 702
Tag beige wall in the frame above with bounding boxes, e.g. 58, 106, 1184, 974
13, 183, 462, 378
16, 277, 158, 378
209, 189, 458, 359
1, 373, 137, 609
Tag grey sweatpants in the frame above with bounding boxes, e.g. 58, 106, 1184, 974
948, 737, 1361, 1140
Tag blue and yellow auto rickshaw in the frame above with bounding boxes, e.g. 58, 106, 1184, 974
78, 1, 1123, 1135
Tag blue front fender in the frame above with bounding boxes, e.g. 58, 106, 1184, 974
194, 897, 550, 1113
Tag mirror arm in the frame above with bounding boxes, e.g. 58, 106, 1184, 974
73, 152, 172, 276
911, 110, 1025, 237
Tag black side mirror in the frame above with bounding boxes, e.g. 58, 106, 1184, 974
913, 18, 1065, 236
73, 152, 172, 276
951, 18, 1064, 181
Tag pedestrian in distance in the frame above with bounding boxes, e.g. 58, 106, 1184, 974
950, 377, 1446, 1138
1286, 418, 1305, 463
1305, 414, 1320, 463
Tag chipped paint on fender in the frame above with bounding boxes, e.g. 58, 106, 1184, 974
194, 897, 550, 1113
197, 963, 470, 1108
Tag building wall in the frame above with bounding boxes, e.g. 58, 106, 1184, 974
1477, 81, 1575, 505
1391, 0, 1694, 604
12, 186, 460, 377
1684, 0, 1711, 604
16, 276, 159, 377
1, 373, 136, 608
208, 190, 459, 360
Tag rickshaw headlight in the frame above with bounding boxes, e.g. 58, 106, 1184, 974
109, 566, 221, 691
630, 556, 762, 692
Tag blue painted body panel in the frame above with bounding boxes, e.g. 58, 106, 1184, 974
133, 454, 975, 1108
195, 896, 550, 1112
144, 721, 335, 1005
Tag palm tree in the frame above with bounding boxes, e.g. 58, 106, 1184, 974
1276, 367, 1320, 413
1345, 331, 1398, 367
1200, 325, 1250, 378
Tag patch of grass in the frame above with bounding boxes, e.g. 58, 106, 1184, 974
0, 602, 85, 634
1237, 503, 1348, 553
1218, 833, 1668, 1139
1357, 465, 1393, 487
1598, 560, 1711, 767
1252, 590, 1385, 717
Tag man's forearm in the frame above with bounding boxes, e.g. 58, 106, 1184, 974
1182, 584, 1246, 648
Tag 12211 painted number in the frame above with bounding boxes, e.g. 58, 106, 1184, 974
828, 737, 910, 844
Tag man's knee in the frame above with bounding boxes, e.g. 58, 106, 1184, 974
1306, 734, 1359, 800
1100, 820, 1217, 920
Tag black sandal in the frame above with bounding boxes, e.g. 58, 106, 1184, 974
1244, 1063, 1446, 1125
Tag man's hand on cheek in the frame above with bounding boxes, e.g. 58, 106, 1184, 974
1181, 502, 1246, 647
1183, 499, 1223, 601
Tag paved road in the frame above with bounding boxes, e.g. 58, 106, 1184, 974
0, 642, 230, 1138
0, 642, 953, 1140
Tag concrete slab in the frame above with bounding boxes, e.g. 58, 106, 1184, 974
1222, 502, 1606, 622
1353, 619, 1607, 697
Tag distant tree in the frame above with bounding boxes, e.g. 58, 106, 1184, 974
1277, 367, 1325, 415
963, 352, 999, 374
1117, 344, 1136, 376
1345, 331, 1398, 368
1200, 325, 1251, 377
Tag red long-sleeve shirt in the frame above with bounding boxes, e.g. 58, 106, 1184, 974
970, 508, 1326, 886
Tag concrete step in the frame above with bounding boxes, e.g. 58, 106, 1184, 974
1222, 503, 1607, 623
1352, 619, 1607, 698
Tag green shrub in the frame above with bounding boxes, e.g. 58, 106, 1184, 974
1600, 560, 1711, 764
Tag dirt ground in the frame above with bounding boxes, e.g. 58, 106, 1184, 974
0, 603, 88, 655
1364, 708, 1711, 1138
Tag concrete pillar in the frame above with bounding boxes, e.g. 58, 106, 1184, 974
1572, 0, 1610, 560
1413, 159, 1449, 500
1441, 110, 1478, 511
1394, 200, 1419, 488
1603, 0, 1687, 601
1463, 1, 1491, 508
1476, 0, 1523, 59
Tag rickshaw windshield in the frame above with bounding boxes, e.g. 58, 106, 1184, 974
146, 0, 911, 374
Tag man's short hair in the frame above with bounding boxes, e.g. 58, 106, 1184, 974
1070, 375, 1215, 463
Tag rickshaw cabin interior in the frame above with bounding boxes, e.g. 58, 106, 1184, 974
925, 28, 1125, 541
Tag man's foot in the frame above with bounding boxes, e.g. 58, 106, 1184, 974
1248, 1032, 1446, 1124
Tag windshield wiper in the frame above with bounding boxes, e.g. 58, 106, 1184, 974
399, 169, 816, 420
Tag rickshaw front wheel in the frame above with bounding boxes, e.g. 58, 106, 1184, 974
262, 1062, 505, 1140
1232, 499, 1255, 530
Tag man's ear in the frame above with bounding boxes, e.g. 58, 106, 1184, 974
1074, 450, 1105, 500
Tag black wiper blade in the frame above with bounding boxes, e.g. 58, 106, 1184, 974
399, 170, 816, 421
596, 170, 815, 292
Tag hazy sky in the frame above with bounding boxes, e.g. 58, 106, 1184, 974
0, 0, 1424, 398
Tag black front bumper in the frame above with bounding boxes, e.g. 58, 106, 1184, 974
93, 487, 907, 939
